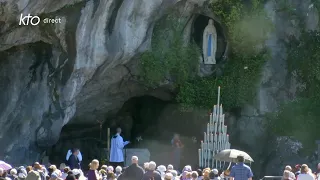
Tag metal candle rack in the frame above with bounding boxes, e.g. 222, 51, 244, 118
198, 86, 231, 169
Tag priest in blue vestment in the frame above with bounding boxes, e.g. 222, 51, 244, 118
109, 127, 130, 168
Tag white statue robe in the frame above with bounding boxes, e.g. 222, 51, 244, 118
202, 24, 217, 64
109, 133, 129, 162
66, 150, 82, 161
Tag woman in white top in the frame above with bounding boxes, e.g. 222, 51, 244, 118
297, 164, 315, 180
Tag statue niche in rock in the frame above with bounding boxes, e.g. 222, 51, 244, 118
202, 19, 217, 64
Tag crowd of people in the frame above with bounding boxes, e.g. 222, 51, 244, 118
0, 155, 256, 180
282, 164, 320, 180
2, 149, 320, 180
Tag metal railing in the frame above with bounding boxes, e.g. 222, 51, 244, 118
260, 176, 282, 180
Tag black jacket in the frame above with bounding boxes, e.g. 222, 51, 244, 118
67, 154, 80, 170
142, 170, 161, 180
119, 164, 144, 180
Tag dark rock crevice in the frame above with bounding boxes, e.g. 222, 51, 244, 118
107, 0, 124, 35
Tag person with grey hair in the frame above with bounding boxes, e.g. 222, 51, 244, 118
9, 169, 18, 180
170, 170, 178, 180
115, 166, 122, 178
109, 127, 130, 168
119, 156, 144, 180
142, 161, 161, 180
144, 163, 150, 171
284, 166, 296, 180
191, 171, 198, 180
167, 165, 174, 172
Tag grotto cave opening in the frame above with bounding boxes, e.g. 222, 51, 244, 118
192, 14, 227, 63
47, 95, 202, 167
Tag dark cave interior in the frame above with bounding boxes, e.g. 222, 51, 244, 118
47, 95, 204, 168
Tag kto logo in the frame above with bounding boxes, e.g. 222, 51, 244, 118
19, 14, 40, 26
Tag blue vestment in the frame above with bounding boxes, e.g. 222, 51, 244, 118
110, 134, 129, 162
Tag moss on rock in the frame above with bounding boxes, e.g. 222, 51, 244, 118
139, 0, 272, 110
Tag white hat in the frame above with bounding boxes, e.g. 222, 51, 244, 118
157, 165, 166, 172
10, 169, 17, 175
72, 169, 81, 176
107, 166, 114, 172
212, 169, 219, 175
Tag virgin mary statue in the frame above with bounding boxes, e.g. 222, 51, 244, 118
202, 19, 217, 64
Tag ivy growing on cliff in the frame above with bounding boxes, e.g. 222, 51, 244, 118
177, 0, 272, 110
139, 0, 272, 110
139, 13, 200, 87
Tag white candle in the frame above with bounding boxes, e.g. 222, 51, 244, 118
213, 105, 217, 116
213, 142, 216, 151
217, 86, 220, 106
204, 150, 207, 168
207, 123, 210, 135
201, 141, 204, 149
207, 133, 210, 143
199, 149, 201, 167
221, 114, 225, 125
227, 134, 229, 142
214, 122, 217, 133
202, 149, 205, 167
224, 125, 227, 134
211, 133, 214, 142
221, 133, 225, 142
212, 151, 216, 169
220, 105, 223, 115
107, 128, 110, 151
210, 113, 213, 124
204, 132, 207, 143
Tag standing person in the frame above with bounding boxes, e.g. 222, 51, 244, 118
109, 127, 130, 168
284, 166, 296, 180
67, 149, 80, 170
87, 160, 101, 180
118, 156, 144, 180
230, 156, 253, 180
171, 133, 184, 171
142, 161, 161, 180
297, 164, 314, 180
295, 165, 301, 178
66, 148, 82, 169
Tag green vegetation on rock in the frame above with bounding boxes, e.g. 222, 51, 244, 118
139, 0, 272, 110
140, 13, 200, 87
177, 0, 271, 110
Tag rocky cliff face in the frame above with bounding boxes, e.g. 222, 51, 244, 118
231, 0, 319, 176
0, 0, 211, 164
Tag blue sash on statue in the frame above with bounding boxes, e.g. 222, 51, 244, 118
207, 34, 212, 57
